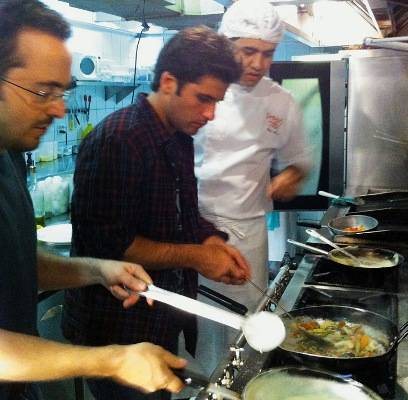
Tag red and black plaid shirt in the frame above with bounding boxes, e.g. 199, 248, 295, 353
62, 94, 226, 354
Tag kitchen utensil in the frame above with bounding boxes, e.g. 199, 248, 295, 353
318, 190, 364, 206
201, 281, 333, 348
287, 239, 402, 269
328, 215, 378, 236
181, 367, 383, 400
139, 284, 286, 352
245, 280, 333, 347
306, 228, 362, 267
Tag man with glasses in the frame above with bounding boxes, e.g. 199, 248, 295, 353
0, 1, 187, 399
0, 78, 70, 103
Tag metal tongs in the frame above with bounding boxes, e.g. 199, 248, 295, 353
306, 229, 362, 268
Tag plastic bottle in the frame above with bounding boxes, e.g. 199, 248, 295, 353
27, 165, 45, 227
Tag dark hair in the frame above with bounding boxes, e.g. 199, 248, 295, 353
151, 25, 241, 92
0, 0, 71, 77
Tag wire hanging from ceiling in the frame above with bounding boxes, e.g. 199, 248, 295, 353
131, 0, 149, 104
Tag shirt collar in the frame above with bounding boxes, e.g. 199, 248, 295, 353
136, 93, 192, 146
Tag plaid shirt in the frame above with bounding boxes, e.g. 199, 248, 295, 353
62, 94, 225, 354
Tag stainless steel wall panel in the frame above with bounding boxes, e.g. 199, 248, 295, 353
346, 52, 408, 194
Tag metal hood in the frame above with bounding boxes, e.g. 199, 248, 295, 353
60, 0, 408, 45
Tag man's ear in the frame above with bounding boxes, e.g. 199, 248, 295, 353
159, 71, 178, 95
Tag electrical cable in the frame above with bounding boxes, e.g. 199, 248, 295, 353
131, 0, 149, 104
131, 28, 144, 104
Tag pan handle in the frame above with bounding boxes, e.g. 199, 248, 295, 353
174, 369, 210, 389
296, 220, 321, 228
198, 285, 248, 316
318, 190, 340, 200
287, 239, 329, 256
397, 321, 408, 345
175, 369, 241, 400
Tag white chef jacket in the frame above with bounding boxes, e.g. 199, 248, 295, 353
193, 77, 310, 375
194, 76, 310, 220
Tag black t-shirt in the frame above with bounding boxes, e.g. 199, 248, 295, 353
0, 151, 38, 399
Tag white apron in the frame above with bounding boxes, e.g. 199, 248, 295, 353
195, 214, 268, 375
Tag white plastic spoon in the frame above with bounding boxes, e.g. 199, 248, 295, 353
139, 284, 286, 352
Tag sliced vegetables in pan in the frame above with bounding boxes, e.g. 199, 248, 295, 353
282, 317, 389, 358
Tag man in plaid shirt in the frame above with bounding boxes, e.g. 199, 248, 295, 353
62, 26, 250, 400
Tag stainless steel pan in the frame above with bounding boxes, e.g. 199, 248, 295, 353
179, 367, 383, 400
277, 305, 408, 374
297, 215, 378, 236
287, 239, 403, 269
328, 215, 378, 236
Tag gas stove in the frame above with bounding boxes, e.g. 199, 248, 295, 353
263, 247, 403, 399
196, 200, 408, 400
327, 191, 408, 250
297, 286, 399, 323
275, 202, 408, 399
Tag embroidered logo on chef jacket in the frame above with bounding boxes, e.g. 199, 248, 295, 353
266, 113, 283, 134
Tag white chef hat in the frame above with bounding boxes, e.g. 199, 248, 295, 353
219, 0, 284, 43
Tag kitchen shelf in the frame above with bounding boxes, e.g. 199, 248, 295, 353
73, 80, 151, 104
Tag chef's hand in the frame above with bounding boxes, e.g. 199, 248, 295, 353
197, 236, 251, 284
267, 166, 304, 202
96, 259, 153, 308
111, 342, 187, 393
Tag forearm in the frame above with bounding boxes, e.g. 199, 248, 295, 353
282, 165, 305, 181
37, 248, 103, 291
123, 236, 202, 271
267, 165, 306, 201
0, 329, 118, 382
123, 235, 250, 284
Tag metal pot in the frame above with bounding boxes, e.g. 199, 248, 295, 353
181, 367, 383, 400
278, 305, 408, 370
287, 239, 404, 270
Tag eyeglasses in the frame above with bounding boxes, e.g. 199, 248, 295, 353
0, 77, 70, 104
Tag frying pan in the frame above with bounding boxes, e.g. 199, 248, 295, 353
328, 215, 378, 236
287, 239, 403, 269
277, 305, 408, 374
179, 367, 383, 400
297, 215, 378, 236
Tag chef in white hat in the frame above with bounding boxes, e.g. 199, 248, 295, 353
194, 0, 311, 371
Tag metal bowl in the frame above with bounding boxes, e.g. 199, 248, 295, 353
328, 215, 378, 236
